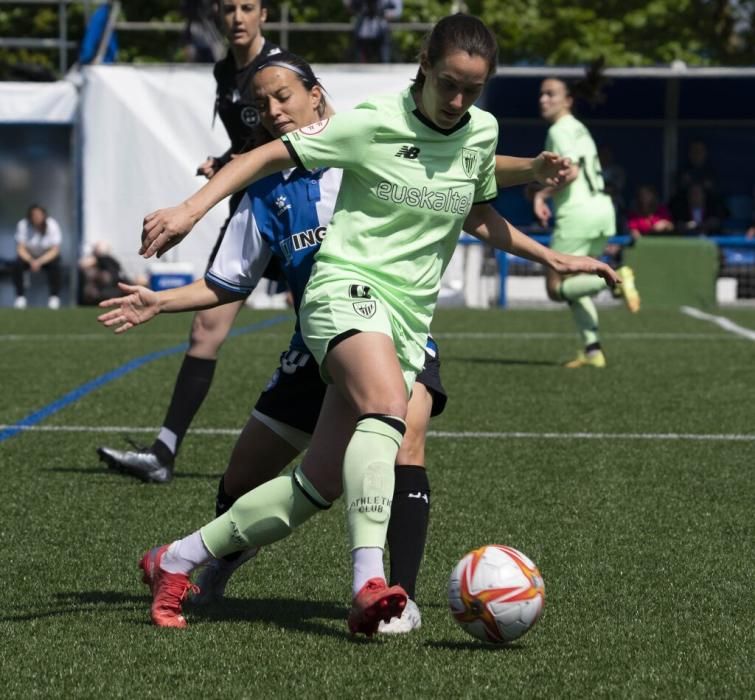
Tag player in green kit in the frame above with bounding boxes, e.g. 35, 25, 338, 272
134, 14, 619, 635
534, 74, 641, 369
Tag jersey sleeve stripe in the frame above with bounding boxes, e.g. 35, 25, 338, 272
282, 137, 305, 169
205, 271, 254, 296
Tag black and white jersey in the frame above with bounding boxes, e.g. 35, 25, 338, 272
212, 39, 283, 157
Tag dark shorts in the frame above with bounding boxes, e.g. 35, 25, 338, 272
254, 341, 448, 434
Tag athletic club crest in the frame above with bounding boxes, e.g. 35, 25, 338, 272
461, 148, 478, 178
241, 105, 260, 128
353, 300, 376, 318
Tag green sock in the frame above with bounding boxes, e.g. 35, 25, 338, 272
568, 296, 600, 347
200, 466, 330, 559
559, 274, 607, 301
344, 416, 405, 550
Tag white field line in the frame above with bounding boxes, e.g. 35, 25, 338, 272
680, 306, 755, 342
1, 424, 753, 442
0, 332, 290, 341
433, 332, 738, 340
0, 331, 741, 342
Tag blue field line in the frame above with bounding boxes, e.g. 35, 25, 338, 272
0, 315, 290, 443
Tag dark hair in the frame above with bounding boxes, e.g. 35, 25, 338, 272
255, 51, 327, 117
26, 204, 47, 220
414, 13, 498, 89
551, 57, 608, 109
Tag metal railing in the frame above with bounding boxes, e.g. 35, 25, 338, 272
0, 1, 434, 75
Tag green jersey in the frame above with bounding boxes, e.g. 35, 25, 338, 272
545, 114, 615, 238
282, 88, 498, 339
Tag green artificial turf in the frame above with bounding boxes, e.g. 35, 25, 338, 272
1, 306, 753, 698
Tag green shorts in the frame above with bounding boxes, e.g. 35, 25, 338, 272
300, 272, 425, 394
550, 234, 610, 258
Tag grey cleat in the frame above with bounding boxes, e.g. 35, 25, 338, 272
97, 444, 173, 483
190, 548, 260, 605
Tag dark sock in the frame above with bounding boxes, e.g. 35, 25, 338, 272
215, 475, 242, 563
151, 440, 174, 466
387, 465, 430, 601
585, 341, 602, 355
155, 355, 216, 457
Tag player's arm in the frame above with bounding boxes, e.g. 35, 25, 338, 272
495, 152, 572, 189
464, 204, 619, 286
140, 139, 293, 259
97, 279, 244, 334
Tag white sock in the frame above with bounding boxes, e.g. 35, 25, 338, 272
157, 427, 178, 455
160, 531, 210, 574
352, 547, 385, 596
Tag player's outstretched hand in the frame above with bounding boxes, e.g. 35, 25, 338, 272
552, 254, 621, 289
140, 203, 196, 259
532, 151, 572, 187
97, 282, 160, 334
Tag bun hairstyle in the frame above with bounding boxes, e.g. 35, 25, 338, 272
413, 13, 498, 90
560, 57, 609, 108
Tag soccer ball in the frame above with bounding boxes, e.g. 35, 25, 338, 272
448, 544, 545, 644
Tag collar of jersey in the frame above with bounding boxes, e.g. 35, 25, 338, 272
404, 89, 471, 135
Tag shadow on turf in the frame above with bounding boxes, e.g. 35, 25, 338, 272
8, 591, 371, 643
446, 356, 558, 367
47, 466, 221, 481
187, 596, 376, 642
426, 639, 525, 652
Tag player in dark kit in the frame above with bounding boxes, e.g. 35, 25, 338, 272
98, 0, 282, 482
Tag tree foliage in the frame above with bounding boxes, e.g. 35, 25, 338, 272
1, 0, 754, 79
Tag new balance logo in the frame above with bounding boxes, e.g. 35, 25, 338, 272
408, 492, 429, 504
349, 284, 371, 299
395, 145, 421, 159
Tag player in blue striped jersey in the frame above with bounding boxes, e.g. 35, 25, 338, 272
100, 54, 445, 632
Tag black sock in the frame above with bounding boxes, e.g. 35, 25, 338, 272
215, 475, 243, 563
154, 355, 216, 457
151, 440, 174, 466
585, 341, 602, 354
387, 465, 430, 601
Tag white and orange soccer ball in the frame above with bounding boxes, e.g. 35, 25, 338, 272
448, 544, 545, 644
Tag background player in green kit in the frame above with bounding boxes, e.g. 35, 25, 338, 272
534, 74, 641, 369
136, 14, 619, 636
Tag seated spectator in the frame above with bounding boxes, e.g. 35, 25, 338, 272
671, 183, 728, 236
79, 241, 139, 305
344, 0, 402, 63
676, 140, 717, 194
670, 139, 728, 226
626, 184, 673, 240
13, 205, 62, 310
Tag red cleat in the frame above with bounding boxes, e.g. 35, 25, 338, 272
139, 545, 198, 629
348, 578, 407, 637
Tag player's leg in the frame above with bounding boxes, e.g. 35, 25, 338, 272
547, 236, 609, 368
323, 331, 411, 635
193, 351, 324, 603
141, 387, 350, 627
380, 382, 432, 634
97, 300, 244, 482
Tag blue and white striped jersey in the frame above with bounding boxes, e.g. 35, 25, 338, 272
207, 166, 343, 352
